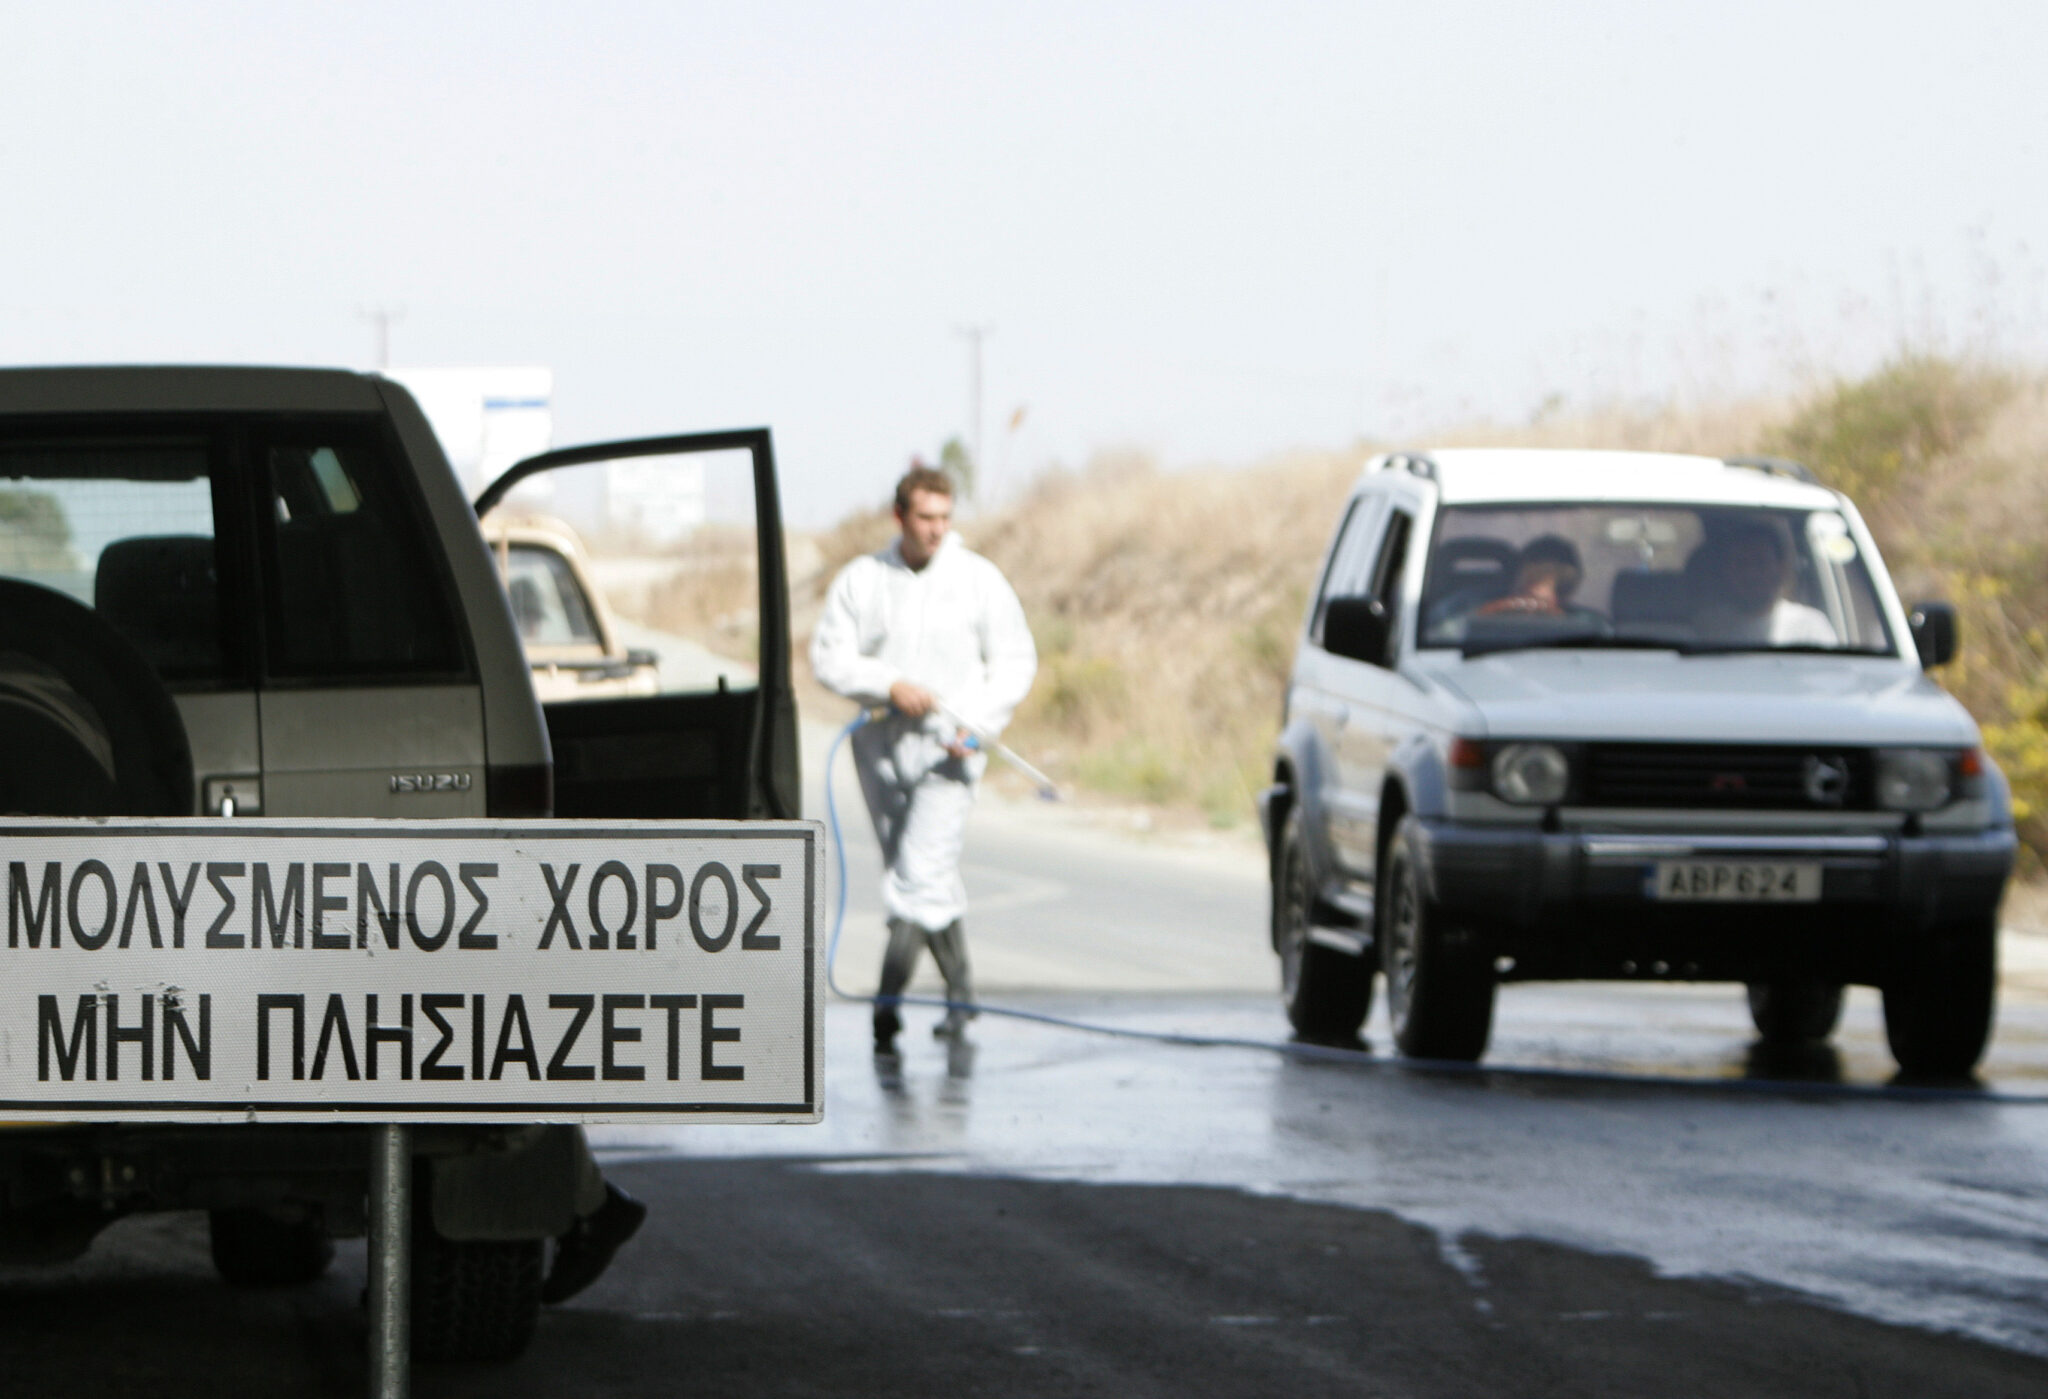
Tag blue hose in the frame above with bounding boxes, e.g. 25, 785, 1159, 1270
820, 713, 2048, 1102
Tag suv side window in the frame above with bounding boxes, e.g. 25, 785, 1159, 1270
1366, 510, 1414, 661
257, 425, 465, 680
1312, 493, 1388, 646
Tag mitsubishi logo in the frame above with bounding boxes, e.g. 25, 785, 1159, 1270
1804, 754, 1850, 805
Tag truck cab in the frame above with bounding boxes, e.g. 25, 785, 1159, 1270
0, 366, 797, 1358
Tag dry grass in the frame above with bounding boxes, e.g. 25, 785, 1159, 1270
637, 358, 2048, 857
970, 449, 1365, 822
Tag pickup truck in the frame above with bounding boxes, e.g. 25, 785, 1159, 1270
0, 366, 799, 1358
484, 516, 662, 702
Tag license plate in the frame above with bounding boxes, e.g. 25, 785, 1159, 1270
1647, 861, 1821, 902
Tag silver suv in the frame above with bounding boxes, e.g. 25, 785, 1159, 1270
1262, 449, 2013, 1076
0, 367, 797, 1356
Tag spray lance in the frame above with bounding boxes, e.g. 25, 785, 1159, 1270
864, 696, 1063, 801
936, 698, 1063, 801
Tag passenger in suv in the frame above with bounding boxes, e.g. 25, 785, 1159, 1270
1262, 449, 2013, 1077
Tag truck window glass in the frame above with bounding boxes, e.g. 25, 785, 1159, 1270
261, 431, 464, 679
1417, 502, 1896, 653
0, 434, 226, 683
505, 543, 601, 645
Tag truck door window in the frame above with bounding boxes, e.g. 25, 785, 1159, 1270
260, 428, 465, 680
0, 432, 237, 685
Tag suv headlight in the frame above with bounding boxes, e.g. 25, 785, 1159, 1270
1491, 743, 1570, 805
1875, 749, 1955, 811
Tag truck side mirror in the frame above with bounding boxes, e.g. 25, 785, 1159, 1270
1909, 601, 1957, 669
1322, 595, 1390, 665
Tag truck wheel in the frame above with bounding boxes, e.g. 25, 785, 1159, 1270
1274, 806, 1371, 1043
412, 1227, 543, 1363
1882, 918, 1997, 1079
1380, 816, 1495, 1063
1745, 980, 1845, 1044
0, 579, 192, 816
209, 1209, 334, 1287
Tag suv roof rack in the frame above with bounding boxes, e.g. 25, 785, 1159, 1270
1722, 454, 1819, 485
1373, 450, 1438, 481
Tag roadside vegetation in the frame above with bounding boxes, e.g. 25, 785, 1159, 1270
633, 355, 2048, 863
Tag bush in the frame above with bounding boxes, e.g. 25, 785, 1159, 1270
1770, 355, 2011, 504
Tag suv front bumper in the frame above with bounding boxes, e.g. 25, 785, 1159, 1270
1411, 819, 2015, 984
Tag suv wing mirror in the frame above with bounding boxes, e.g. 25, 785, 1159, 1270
1909, 601, 1957, 669
1322, 595, 1390, 665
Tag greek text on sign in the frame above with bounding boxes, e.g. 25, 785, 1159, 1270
0, 819, 822, 1124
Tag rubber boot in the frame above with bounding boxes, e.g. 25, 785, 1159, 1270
927, 919, 976, 1039
874, 916, 923, 1052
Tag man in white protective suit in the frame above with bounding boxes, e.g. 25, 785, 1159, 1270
811, 463, 1038, 1053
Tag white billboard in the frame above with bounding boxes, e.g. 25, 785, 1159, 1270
386, 366, 554, 497
0, 818, 822, 1124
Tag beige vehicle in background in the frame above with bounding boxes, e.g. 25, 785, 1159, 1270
484, 517, 660, 701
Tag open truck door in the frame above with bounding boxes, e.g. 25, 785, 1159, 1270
476, 428, 799, 821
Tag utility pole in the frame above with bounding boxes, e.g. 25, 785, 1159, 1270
360, 305, 405, 370
955, 323, 992, 495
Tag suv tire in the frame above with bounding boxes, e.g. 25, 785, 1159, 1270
209, 1209, 334, 1287
1274, 805, 1371, 1043
1882, 918, 1996, 1079
412, 1225, 543, 1363
1380, 816, 1495, 1063
1745, 980, 1845, 1045
0, 579, 192, 816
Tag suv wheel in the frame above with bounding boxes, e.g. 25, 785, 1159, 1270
209, 1209, 334, 1287
1745, 980, 1845, 1045
412, 1225, 543, 1363
1380, 816, 1495, 1063
1882, 918, 1997, 1079
1274, 805, 1371, 1043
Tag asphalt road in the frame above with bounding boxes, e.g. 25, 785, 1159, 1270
7, 1052, 2046, 1398
3, 716, 2046, 1392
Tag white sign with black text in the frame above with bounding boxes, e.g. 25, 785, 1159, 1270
0, 819, 822, 1124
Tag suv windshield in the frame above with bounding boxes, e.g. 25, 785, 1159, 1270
1418, 502, 1897, 656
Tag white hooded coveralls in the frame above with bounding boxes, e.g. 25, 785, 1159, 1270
810, 533, 1037, 933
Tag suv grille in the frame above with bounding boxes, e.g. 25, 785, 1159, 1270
1581, 744, 1872, 810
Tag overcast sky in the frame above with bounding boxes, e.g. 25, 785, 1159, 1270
4, 2, 2045, 523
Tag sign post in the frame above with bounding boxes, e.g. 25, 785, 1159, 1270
368, 1123, 411, 1399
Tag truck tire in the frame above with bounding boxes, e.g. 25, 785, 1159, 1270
1882, 918, 1997, 1079
209, 1209, 334, 1287
1380, 816, 1495, 1063
1745, 980, 1845, 1045
0, 579, 192, 816
412, 1226, 543, 1363
1274, 805, 1371, 1043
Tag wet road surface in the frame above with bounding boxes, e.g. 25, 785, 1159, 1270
1, 723, 2043, 1391
6, 993, 2046, 1396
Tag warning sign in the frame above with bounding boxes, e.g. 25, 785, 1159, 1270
0, 818, 822, 1124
